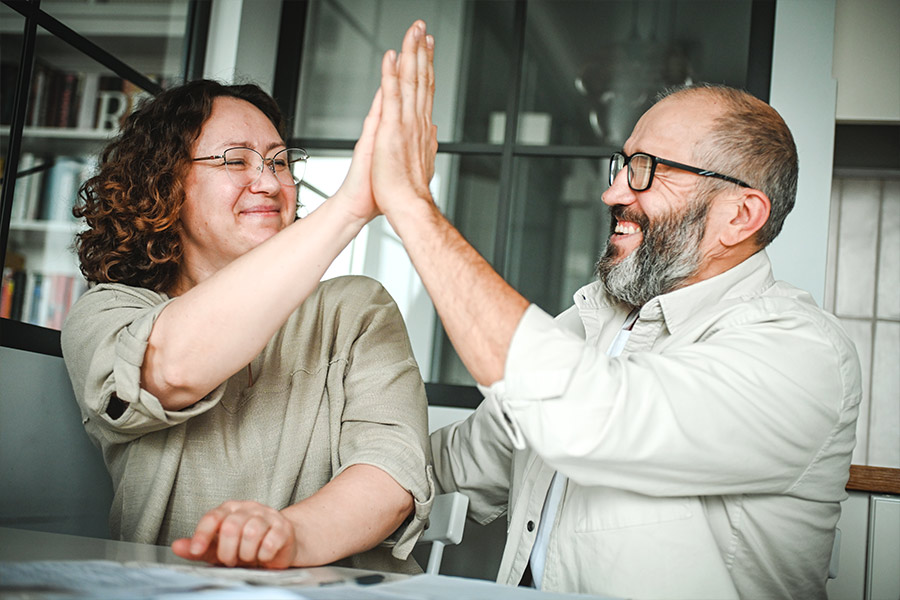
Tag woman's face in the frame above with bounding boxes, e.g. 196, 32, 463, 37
178, 96, 297, 285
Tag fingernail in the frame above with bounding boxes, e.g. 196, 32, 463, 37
427, 35, 434, 48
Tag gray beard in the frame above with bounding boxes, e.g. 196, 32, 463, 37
596, 199, 710, 308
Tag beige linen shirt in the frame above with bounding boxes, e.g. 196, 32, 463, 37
432, 251, 862, 598
62, 275, 433, 573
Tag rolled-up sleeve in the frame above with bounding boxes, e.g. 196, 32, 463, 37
62, 284, 223, 444
491, 298, 860, 499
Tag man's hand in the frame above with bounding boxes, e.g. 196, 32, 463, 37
367, 20, 528, 386
371, 20, 437, 219
171, 501, 299, 569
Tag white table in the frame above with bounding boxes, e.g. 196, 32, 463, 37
0, 527, 613, 599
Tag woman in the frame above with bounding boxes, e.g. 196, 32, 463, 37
61, 58, 435, 571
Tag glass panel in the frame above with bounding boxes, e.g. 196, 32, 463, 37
1, 0, 191, 330
840, 318, 872, 466
836, 179, 880, 318
434, 154, 503, 385
0, 3, 23, 322
294, 150, 445, 384
869, 321, 900, 468
519, 0, 754, 148
456, 1, 517, 144
505, 156, 610, 317
293, 0, 515, 144
42, 0, 189, 85
877, 180, 899, 319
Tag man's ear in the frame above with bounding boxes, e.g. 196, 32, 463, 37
722, 188, 771, 247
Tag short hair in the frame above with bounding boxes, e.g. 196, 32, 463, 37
74, 79, 285, 292
659, 84, 798, 247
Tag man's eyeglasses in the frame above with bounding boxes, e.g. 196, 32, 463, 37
609, 151, 750, 192
192, 147, 309, 188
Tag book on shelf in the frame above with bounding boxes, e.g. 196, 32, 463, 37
7, 61, 179, 132
10, 152, 34, 221
11, 270, 87, 329
10, 152, 47, 222
39, 156, 86, 222
75, 72, 100, 130
0, 267, 27, 321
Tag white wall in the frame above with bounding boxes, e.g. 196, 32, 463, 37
833, 0, 900, 123
767, 0, 837, 305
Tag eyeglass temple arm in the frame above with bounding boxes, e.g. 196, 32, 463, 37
656, 157, 751, 188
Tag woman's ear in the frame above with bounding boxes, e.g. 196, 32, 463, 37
722, 188, 771, 247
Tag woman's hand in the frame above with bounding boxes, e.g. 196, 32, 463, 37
330, 85, 386, 224
171, 501, 298, 569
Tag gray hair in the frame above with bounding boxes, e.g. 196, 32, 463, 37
658, 84, 798, 247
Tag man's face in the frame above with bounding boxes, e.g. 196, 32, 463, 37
597, 95, 724, 306
596, 197, 710, 307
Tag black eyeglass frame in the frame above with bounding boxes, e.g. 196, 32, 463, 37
192, 146, 309, 187
609, 151, 751, 191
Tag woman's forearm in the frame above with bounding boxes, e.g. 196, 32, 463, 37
282, 464, 414, 567
143, 198, 368, 409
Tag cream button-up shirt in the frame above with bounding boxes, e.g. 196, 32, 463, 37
431, 251, 862, 599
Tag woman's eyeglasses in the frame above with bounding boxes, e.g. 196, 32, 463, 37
192, 147, 309, 188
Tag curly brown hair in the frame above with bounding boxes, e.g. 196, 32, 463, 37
74, 79, 285, 292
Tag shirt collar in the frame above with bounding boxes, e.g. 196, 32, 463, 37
574, 250, 776, 334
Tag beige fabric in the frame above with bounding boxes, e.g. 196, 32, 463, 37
62, 275, 433, 573
432, 251, 862, 598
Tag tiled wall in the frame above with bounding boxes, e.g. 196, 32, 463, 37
826, 177, 900, 468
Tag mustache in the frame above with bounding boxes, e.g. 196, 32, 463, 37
609, 205, 650, 232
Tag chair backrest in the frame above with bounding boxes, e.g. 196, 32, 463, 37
0, 346, 113, 538
420, 491, 469, 574
828, 527, 841, 579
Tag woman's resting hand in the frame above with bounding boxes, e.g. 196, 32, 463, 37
171, 500, 298, 569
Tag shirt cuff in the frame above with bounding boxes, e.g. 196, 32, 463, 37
480, 304, 585, 451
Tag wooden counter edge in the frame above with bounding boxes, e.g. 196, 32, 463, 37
846, 465, 900, 495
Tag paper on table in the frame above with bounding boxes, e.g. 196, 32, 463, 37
298, 573, 620, 600
0, 560, 308, 599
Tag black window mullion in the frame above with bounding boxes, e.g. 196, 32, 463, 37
272, 0, 309, 134
492, 0, 528, 279
183, 0, 212, 83
0, 0, 39, 281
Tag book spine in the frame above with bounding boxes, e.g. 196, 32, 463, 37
11, 152, 35, 221
0, 268, 13, 319
40, 157, 82, 222
76, 72, 100, 130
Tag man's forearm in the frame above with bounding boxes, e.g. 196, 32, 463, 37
384, 194, 529, 385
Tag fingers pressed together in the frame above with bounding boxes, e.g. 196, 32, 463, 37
371, 20, 438, 212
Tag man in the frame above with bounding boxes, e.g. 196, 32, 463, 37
371, 22, 861, 599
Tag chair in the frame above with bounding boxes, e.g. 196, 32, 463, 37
828, 527, 841, 579
0, 346, 113, 538
421, 491, 469, 574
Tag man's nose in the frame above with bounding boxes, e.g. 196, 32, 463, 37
602, 169, 637, 207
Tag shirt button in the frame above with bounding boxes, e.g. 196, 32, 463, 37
527, 520, 535, 532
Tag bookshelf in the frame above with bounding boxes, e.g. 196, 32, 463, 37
0, 0, 197, 334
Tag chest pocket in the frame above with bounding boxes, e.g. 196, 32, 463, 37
219, 372, 256, 414
570, 485, 693, 532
